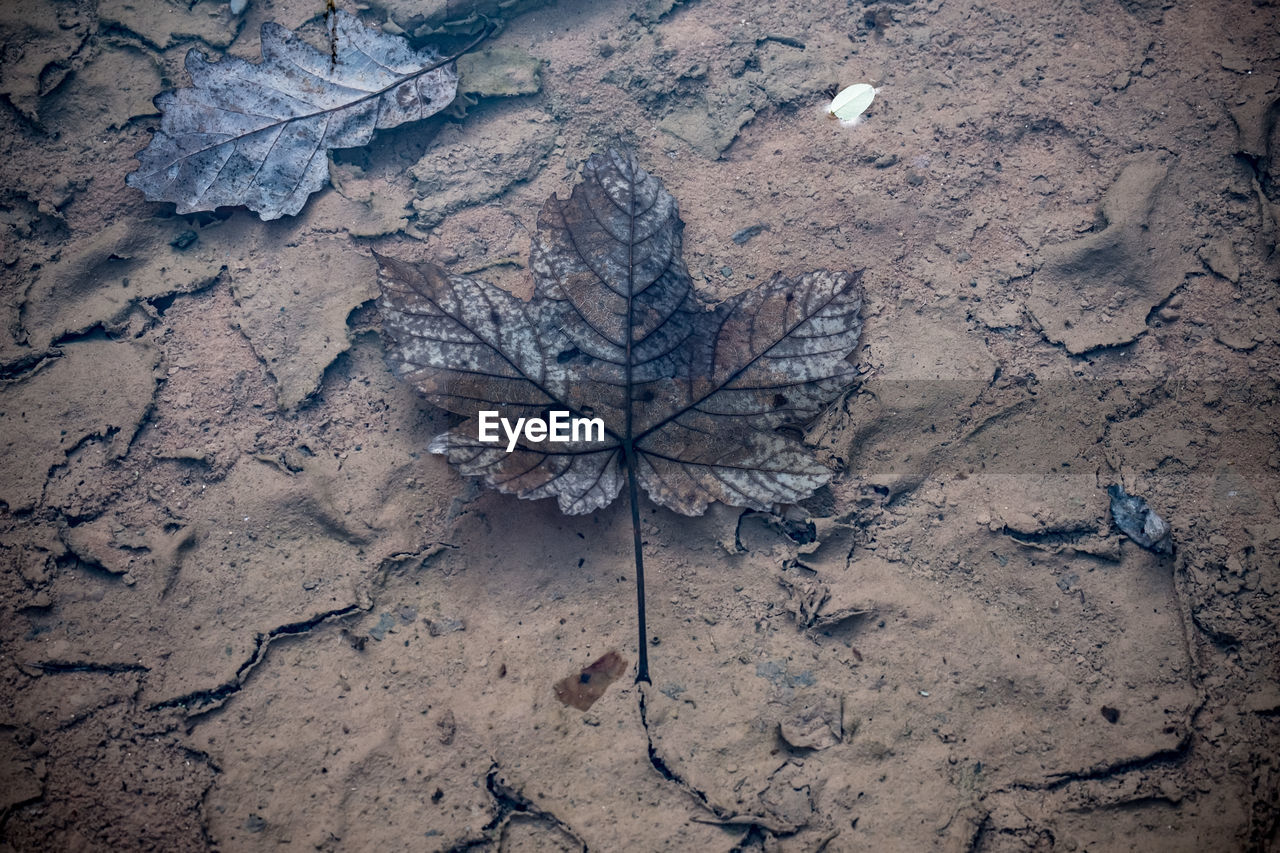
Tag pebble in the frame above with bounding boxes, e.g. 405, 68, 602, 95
1107, 484, 1173, 554
169, 230, 198, 250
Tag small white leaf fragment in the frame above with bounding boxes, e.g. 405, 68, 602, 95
829, 83, 876, 123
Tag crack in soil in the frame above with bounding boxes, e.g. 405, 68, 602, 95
637, 685, 803, 837
1047, 722, 1199, 789
147, 604, 361, 716
637, 685, 713, 806
446, 762, 588, 851
18, 660, 149, 675
996, 727, 1195, 794
0, 348, 59, 382
139, 541, 445, 721
998, 523, 1118, 559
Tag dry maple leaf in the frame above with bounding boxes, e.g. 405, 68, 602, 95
376, 148, 863, 681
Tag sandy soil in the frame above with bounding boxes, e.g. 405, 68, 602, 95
2, 0, 1279, 849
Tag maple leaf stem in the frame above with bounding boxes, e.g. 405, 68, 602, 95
621, 156, 649, 684
624, 444, 651, 684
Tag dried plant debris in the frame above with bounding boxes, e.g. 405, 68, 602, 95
377, 148, 864, 680
126, 11, 471, 220
553, 651, 628, 711
1107, 483, 1173, 555
778, 571, 870, 631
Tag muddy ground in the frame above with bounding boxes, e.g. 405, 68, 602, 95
2, 0, 1279, 849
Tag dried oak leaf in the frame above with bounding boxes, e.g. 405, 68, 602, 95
377, 148, 864, 516
126, 11, 466, 221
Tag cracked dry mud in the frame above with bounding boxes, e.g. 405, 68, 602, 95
2, 0, 1279, 850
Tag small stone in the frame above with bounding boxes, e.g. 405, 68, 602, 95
1108, 484, 1173, 555
169, 230, 198, 250
424, 616, 465, 636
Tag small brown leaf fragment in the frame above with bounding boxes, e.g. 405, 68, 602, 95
553, 651, 627, 711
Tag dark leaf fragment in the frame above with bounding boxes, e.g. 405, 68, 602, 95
126, 11, 460, 220
376, 148, 864, 517
553, 650, 628, 711
1107, 483, 1173, 555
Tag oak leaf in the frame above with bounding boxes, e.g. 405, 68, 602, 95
126, 11, 470, 221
